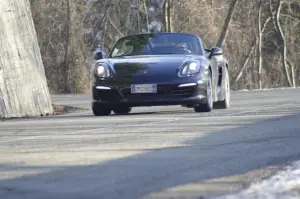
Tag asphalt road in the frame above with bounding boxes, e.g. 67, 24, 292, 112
1, 88, 300, 199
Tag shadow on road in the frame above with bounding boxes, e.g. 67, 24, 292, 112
1, 113, 300, 199
47, 109, 195, 119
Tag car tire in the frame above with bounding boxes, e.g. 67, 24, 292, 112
194, 72, 213, 113
113, 106, 132, 115
214, 67, 230, 109
92, 103, 112, 116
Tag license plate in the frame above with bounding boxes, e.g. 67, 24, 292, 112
131, 84, 157, 93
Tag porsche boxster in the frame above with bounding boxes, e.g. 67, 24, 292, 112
91, 32, 230, 116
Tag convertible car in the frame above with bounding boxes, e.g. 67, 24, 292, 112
91, 32, 230, 116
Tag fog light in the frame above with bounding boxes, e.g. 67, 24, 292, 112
96, 86, 111, 90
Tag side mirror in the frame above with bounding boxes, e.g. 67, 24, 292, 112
204, 48, 211, 57
94, 51, 104, 60
209, 47, 223, 58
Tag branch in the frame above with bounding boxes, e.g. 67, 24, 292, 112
232, 41, 256, 85
107, 14, 124, 37
216, 0, 239, 47
262, 17, 272, 33
280, 14, 300, 23
268, 0, 280, 35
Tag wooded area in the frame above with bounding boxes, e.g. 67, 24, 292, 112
29, 0, 300, 93
0, 0, 53, 118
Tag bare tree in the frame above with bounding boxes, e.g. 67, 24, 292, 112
258, 1, 272, 89
269, 0, 294, 87
258, 1, 264, 89
0, 0, 53, 118
148, 0, 166, 32
29, 0, 300, 92
164, 0, 173, 32
216, 0, 239, 47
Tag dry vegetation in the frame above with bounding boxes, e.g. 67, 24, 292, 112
29, 0, 300, 93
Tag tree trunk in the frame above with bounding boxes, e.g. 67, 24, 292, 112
233, 14, 271, 88
167, 0, 171, 32
164, 0, 172, 32
216, 0, 239, 47
0, 0, 53, 118
287, 60, 296, 87
258, 2, 263, 89
143, 0, 150, 32
136, 0, 140, 33
64, 0, 71, 93
232, 41, 256, 86
148, 0, 165, 32
273, 0, 293, 87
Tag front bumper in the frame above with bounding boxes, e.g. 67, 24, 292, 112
92, 80, 208, 107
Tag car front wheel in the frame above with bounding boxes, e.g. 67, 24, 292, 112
113, 106, 132, 115
214, 67, 230, 109
92, 103, 112, 116
194, 72, 213, 113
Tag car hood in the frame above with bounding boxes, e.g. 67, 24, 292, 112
104, 55, 206, 84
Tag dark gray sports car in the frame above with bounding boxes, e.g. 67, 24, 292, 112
91, 32, 230, 116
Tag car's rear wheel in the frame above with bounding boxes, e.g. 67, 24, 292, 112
92, 103, 112, 116
194, 72, 213, 113
214, 67, 230, 109
113, 106, 132, 115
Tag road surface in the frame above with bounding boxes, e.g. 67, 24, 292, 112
0, 88, 300, 199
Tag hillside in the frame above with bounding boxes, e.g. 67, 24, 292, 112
30, 0, 300, 93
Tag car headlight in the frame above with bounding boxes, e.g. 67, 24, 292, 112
94, 63, 111, 78
178, 60, 202, 77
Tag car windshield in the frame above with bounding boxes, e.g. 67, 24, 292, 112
109, 33, 204, 58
